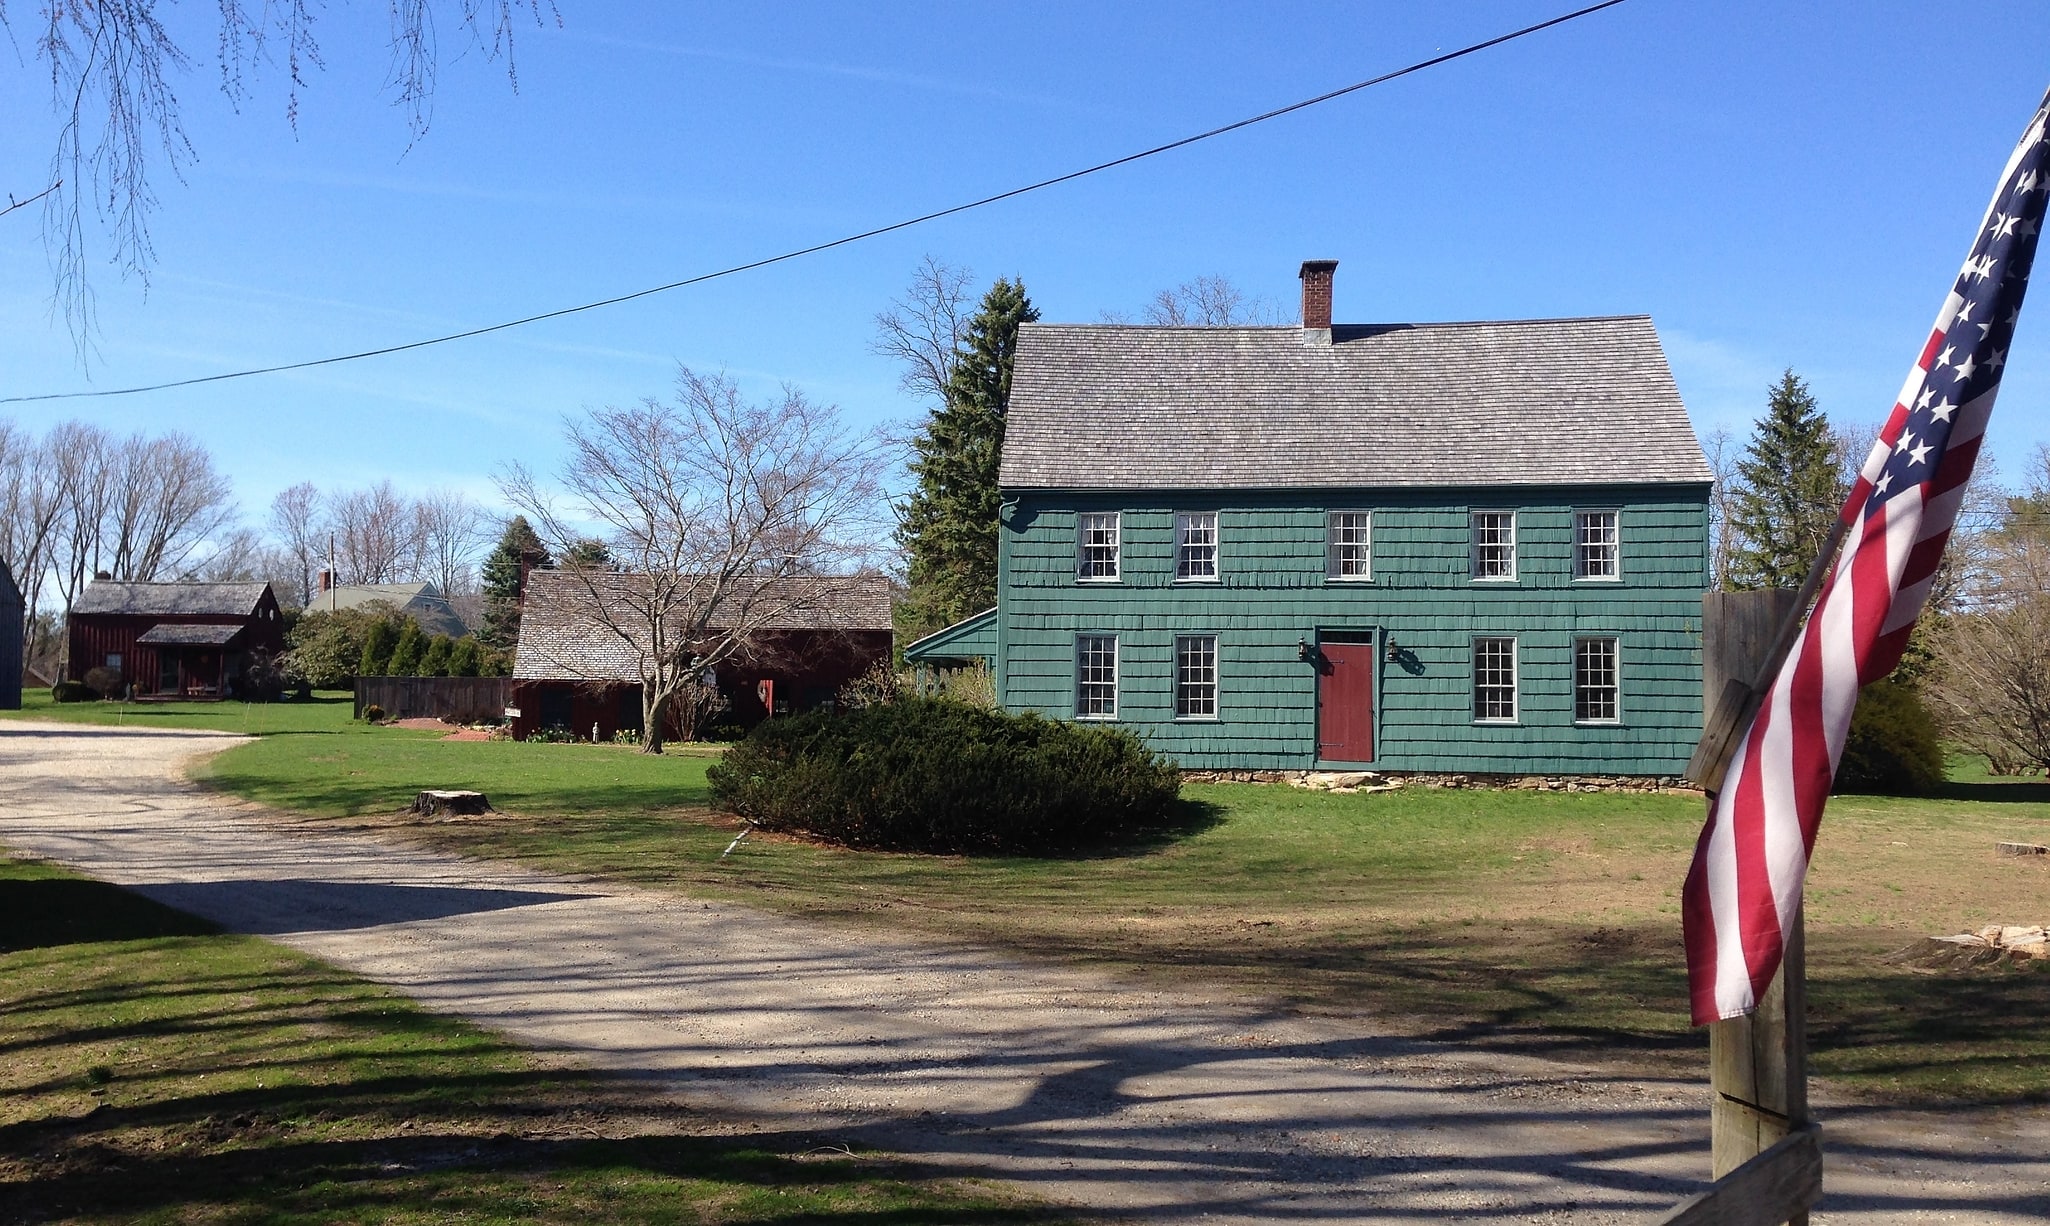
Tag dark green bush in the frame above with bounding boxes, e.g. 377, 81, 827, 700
81, 666, 122, 698
50, 681, 93, 703
707, 698, 1183, 853
1835, 678, 1945, 795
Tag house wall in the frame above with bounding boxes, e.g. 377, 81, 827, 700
997, 486, 1710, 775
66, 596, 286, 696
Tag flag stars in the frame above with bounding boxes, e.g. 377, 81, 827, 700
1935, 344, 1956, 368
1989, 347, 2008, 373
1916, 387, 1936, 411
1929, 397, 1957, 423
1955, 354, 1978, 383
1994, 212, 2021, 238
1908, 439, 1934, 466
1895, 431, 1917, 456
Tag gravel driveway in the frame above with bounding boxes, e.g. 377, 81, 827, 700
2, 720, 2044, 1223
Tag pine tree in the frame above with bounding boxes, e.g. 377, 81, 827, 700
448, 637, 482, 677
357, 618, 399, 678
1727, 370, 1844, 590
386, 619, 427, 676
419, 635, 452, 677
478, 516, 551, 653
896, 277, 1038, 641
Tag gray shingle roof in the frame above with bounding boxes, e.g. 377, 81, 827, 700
998, 317, 1713, 490
309, 582, 468, 637
513, 571, 893, 681
135, 623, 247, 646
73, 581, 270, 618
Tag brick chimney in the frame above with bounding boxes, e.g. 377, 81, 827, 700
1299, 259, 1338, 345
317, 567, 333, 594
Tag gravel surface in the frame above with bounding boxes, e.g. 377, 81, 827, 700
3, 720, 2045, 1223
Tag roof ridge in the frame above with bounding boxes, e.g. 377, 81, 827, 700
1022, 314, 1654, 332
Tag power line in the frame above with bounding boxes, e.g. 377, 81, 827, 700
2, 0, 1631, 406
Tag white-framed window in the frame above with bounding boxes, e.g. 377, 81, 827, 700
1576, 636, 1621, 723
1075, 634, 1119, 719
1076, 512, 1121, 581
105, 653, 122, 669
1575, 510, 1620, 580
1472, 636, 1518, 722
1175, 635, 1219, 719
1326, 511, 1373, 580
1471, 510, 1517, 580
1176, 511, 1219, 581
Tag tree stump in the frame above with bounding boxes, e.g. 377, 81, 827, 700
411, 790, 493, 818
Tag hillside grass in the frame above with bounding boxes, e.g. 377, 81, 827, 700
0, 853, 1054, 1225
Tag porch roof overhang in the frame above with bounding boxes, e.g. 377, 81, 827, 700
136, 623, 245, 647
903, 606, 998, 664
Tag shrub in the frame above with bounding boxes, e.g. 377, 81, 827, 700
362, 703, 388, 724
386, 620, 426, 676
707, 698, 1183, 853
419, 635, 452, 677
1835, 678, 1945, 795
51, 680, 93, 703
81, 666, 123, 698
447, 637, 483, 677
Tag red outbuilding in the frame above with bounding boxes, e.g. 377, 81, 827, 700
67, 580, 287, 699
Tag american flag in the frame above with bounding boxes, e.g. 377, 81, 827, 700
1683, 87, 2050, 1025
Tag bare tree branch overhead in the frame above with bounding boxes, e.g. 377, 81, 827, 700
501, 366, 891, 753
870, 256, 973, 409
0, 180, 62, 221
2, 0, 558, 353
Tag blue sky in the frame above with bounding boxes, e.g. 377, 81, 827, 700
4, 1, 2050, 520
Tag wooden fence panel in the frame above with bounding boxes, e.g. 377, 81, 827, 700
354, 676, 512, 724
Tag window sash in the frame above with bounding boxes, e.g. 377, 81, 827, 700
1326, 511, 1373, 580
1076, 512, 1121, 581
1575, 510, 1620, 580
1575, 636, 1620, 723
1075, 634, 1118, 718
1175, 635, 1218, 718
1472, 636, 1518, 722
1471, 511, 1516, 579
1176, 512, 1219, 581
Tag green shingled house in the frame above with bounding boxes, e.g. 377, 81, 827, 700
907, 261, 1714, 778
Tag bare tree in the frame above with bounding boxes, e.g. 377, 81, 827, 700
330, 481, 421, 584
104, 432, 236, 581
501, 367, 891, 753
871, 256, 973, 408
46, 421, 117, 618
0, 423, 65, 660
1700, 426, 1741, 590
414, 487, 486, 598
9, 0, 558, 349
267, 482, 325, 607
1140, 274, 1287, 326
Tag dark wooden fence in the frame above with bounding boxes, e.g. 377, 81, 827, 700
354, 676, 513, 724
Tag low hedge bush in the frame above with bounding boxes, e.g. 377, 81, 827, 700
1835, 678, 1945, 795
707, 698, 1183, 853
50, 681, 93, 703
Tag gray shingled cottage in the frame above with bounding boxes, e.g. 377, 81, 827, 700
910, 260, 1714, 778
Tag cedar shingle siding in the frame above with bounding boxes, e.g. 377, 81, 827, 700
991, 314, 1712, 776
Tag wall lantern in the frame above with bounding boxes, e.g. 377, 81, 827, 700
1297, 637, 1313, 662
1384, 635, 1401, 662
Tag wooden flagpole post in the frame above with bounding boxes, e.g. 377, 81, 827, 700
1664, 520, 1849, 1226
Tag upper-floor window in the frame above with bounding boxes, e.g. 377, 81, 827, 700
1076, 634, 1119, 719
1575, 510, 1620, 580
1471, 511, 1517, 581
1326, 511, 1373, 580
1076, 511, 1121, 581
1473, 636, 1518, 722
1575, 636, 1620, 723
1176, 512, 1219, 581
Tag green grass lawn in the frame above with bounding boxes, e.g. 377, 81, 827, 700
39, 689, 2049, 1104
0, 688, 367, 735
0, 854, 1052, 1225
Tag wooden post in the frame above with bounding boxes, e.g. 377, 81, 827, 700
1671, 580, 1832, 1226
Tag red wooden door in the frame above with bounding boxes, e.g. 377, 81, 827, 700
1316, 641, 1376, 763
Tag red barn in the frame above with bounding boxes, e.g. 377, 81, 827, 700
507, 571, 893, 741
68, 580, 287, 699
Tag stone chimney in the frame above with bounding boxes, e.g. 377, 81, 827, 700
1299, 259, 1338, 346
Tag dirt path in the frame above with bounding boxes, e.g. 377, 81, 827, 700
2, 720, 2043, 1223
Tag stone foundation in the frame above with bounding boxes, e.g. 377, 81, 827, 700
1180, 768, 1694, 795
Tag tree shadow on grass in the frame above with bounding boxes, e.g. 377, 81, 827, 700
0, 877, 218, 951
1932, 778, 2050, 805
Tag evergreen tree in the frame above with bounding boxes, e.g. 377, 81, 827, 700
357, 618, 399, 678
563, 538, 612, 570
419, 635, 452, 677
478, 516, 551, 654
448, 637, 482, 677
386, 619, 427, 676
1727, 370, 1843, 590
896, 277, 1038, 640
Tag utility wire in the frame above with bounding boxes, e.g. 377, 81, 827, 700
2, 0, 1631, 405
